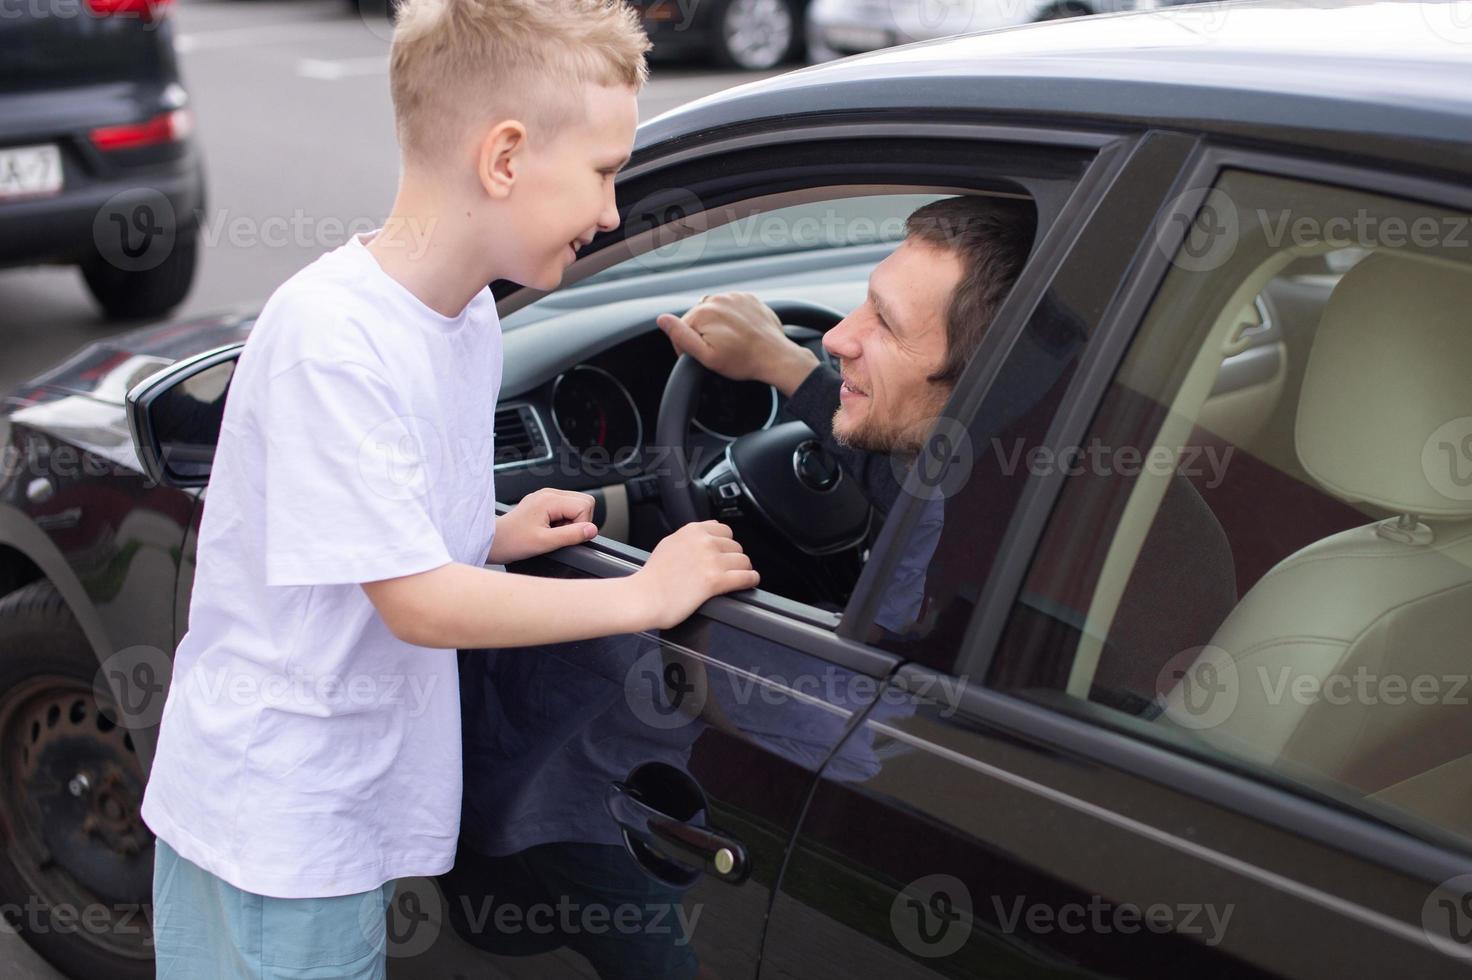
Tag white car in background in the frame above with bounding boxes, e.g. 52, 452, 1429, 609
807, 0, 1161, 59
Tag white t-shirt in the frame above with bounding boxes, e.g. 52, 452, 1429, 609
140, 230, 503, 898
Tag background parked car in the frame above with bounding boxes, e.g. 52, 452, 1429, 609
630, 0, 811, 70
806, 0, 1157, 60
0, 0, 205, 321
346, 0, 806, 69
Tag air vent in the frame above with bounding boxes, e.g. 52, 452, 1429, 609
493, 402, 552, 469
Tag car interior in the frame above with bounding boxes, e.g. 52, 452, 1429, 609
489, 187, 1025, 614
1004, 168, 1472, 851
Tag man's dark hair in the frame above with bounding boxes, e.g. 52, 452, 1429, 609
904, 195, 1037, 385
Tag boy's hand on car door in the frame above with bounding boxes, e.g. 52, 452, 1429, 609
488, 488, 598, 564
633, 520, 759, 629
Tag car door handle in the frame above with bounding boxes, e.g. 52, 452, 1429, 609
606, 780, 751, 885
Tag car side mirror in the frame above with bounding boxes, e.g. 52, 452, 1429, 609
125, 343, 243, 489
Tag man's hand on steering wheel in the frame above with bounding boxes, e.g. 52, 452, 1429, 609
656, 292, 821, 396
652, 296, 871, 590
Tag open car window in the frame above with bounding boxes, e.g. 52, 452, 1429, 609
490, 128, 1104, 645
499, 189, 951, 332
494, 186, 1039, 628
568, 193, 944, 289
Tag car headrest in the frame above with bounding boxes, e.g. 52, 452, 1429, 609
1296, 252, 1472, 519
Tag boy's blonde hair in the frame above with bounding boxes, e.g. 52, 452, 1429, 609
389, 0, 650, 168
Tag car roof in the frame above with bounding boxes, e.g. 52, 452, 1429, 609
636, 0, 1472, 175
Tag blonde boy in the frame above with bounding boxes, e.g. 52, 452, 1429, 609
141, 1, 756, 975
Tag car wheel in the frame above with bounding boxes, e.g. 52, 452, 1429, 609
713, 0, 797, 70
0, 582, 154, 980
81, 231, 198, 322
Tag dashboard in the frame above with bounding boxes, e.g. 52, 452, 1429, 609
482, 241, 879, 542
544, 329, 784, 465
494, 325, 832, 504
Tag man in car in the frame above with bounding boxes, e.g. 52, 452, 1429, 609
656, 194, 1037, 523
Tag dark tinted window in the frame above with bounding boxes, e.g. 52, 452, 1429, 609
988, 169, 1472, 852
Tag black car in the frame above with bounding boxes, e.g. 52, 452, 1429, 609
5, 2, 1472, 977
0, 0, 205, 320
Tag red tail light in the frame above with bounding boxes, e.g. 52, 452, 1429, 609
85, 0, 174, 20
90, 109, 193, 152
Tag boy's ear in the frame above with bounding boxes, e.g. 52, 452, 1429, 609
478, 120, 529, 200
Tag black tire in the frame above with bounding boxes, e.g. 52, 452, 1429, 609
80, 230, 198, 323
0, 582, 154, 980
712, 0, 799, 70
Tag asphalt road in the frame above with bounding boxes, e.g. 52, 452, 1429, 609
0, 1, 775, 973
0, 0, 777, 395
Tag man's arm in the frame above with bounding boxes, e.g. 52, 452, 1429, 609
657, 294, 901, 517
363, 520, 758, 648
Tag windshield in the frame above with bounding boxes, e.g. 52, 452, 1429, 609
571, 193, 942, 289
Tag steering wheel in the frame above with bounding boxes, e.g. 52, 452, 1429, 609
654, 300, 872, 556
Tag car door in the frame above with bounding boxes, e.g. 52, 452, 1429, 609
432, 548, 899, 980
760, 143, 1472, 978
417, 126, 1109, 980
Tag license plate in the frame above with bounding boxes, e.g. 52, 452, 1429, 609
823, 24, 893, 52
0, 144, 63, 201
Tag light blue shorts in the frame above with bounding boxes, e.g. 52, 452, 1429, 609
152, 837, 397, 979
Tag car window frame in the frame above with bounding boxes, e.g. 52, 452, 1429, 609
489, 122, 1116, 667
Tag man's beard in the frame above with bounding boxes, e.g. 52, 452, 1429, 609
831, 405, 908, 453
830, 387, 951, 455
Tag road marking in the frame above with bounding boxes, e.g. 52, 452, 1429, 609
296, 56, 390, 80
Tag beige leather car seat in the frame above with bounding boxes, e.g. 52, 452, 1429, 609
1167, 252, 1472, 832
